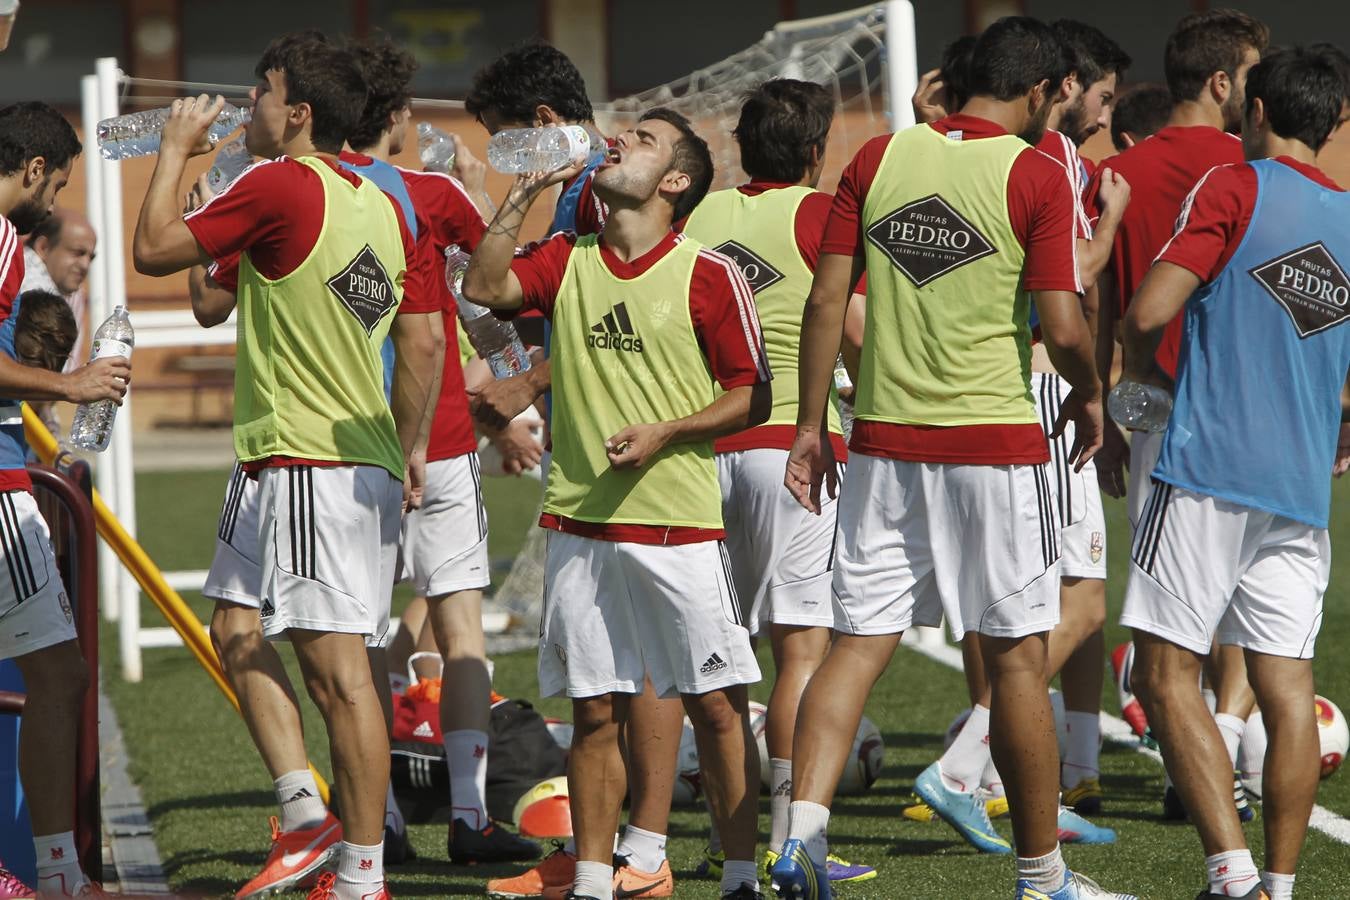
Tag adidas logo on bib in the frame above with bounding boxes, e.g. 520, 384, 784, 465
866, 194, 996, 287
588, 302, 644, 352
700, 652, 728, 674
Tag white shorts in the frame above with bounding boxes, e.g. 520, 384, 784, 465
203, 463, 262, 608
538, 531, 762, 698
1126, 429, 1164, 531
257, 465, 402, 649
717, 449, 839, 635
1032, 372, 1107, 580
401, 454, 491, 597
0, 491, 75, 660
832, 454, 1061, 641
1121, 483, 1328, 659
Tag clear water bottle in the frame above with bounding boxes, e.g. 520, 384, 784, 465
486, 125, 602, 174
206, 135, 252, 193
70, 306, 134, 452
445, 246, 531, 379
418, 123, 455, 174
1107, 380, 1173, 433
97, 102, 250, 161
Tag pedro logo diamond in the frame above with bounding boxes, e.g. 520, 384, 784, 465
1249, 241, 1350, 338
866, 194, 996, 287
712, 240, 785, 294
327, 244, 398, 335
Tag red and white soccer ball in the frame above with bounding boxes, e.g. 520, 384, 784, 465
1239, 695, 1349, 797
836, 715, 885, 795
674, 702, 770, 804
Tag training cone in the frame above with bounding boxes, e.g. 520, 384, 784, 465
513, 775, 572, 838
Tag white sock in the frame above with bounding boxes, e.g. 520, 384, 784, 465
722, 859, 758, 894
384, 783, 405, 836
1016, 846, 1067, 893
939, 703, 991, 792
1261, 870, 1295, 900
34, 832, 86, 895
334, 841, 383, 898
980, 757, 1005, 798
786, 800, 830, 867
1207, 849, 1260, 896
769, 757, 792, 849
274, 769, 327, 832
445, 728, 490, 829
615, 824, 666, 872
1062, 710, 1102, 787
1214, 713, 1246, 769
572, 860, 613, 899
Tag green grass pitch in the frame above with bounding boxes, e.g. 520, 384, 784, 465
102, 469, 1350, 898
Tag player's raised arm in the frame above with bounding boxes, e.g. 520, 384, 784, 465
132, 94, 223, 276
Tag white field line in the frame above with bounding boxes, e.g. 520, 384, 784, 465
899, 632, 1350, 846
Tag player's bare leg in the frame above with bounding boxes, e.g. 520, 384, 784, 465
619, 680, 681, 876
961, 633, 989, 705
211, 602, 309, 778
981, 632, 1058, 857
766, 624, 829, 843
385, 594, 428, 681
569, 692, 631, 897
290, 630, 390, 847
1131, 632, 1245, 854
1050, 578, 1107, 808
684, 685, 759, 891
1245, 651, 1317, 878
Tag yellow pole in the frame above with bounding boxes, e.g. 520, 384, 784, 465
25, 406, 331, 802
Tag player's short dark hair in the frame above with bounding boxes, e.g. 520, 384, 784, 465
25, 212, 64, 250
940, 35, 978, 111
1051, 20, 1132, 88
1110, 83, 1173, 151
1309, 42, 1350, 119
1164, 9, 1269, 104
464, 42, 593, 127
0, 102, 81, 177
967, 17, 1071, 103
733, 79, 834, 183
13, 290, 76, 372
255, 30, 369, 153
346, 35, 418, 152
1245, 46, 1346, 152
639, 108, 713, 222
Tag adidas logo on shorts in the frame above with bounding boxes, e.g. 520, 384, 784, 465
587, 302, 644, 352
700, 652, 728, 674
413, 721, 434, 739
260, 597, 276, 617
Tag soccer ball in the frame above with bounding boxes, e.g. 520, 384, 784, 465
1316, 696, 1349, 779
836, 715, 885, 795
943, 708, 972, 752
544, 717, 574, 753
1238, 709, 1267, 797
513, 775, 572, 838
746, 700, 770, 789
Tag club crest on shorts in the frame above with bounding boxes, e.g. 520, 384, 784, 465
865, 194, 996, 287
1249, 241, 1350, 338
58, 591, 72, 624
711, 240, 784, 294
1090, 531, 1104, 564
326, 244, 397, 335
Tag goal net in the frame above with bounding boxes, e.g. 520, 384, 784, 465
490, 2, 915, 636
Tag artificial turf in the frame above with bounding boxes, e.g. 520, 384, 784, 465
101, 468, 1350, 898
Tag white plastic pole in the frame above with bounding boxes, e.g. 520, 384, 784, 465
885, 0, 918, 130
95, 57, 143, 682
81, 73, 122, 627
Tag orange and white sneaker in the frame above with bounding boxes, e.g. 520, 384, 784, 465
305, 871, 391, 900
236, 812, 343, 900
487, 844, 576, 898
540, 856, 674, 900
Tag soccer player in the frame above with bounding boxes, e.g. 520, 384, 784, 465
775, 17, 1131, 900
680, 78, 872, 886
466, 46, 688, 899
1119, 46, 1350, 900
1110, 84, 1173, 152
0, 102, 129, 898
1084, 8, 1269, 821
462, 108, 771, 900
132, 32, 440, 900
343, 35, 539, 867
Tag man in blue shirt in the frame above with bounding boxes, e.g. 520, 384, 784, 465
1120, 47, 1350, 900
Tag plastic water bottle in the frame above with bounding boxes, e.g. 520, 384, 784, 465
97, 102, 250, 161
70, 306, 134, 452
206, 135, 252, 193
418, 123, 455, 174
486, 125, 602, 174
1107, 380, 1173, 433
445, 246, 531, 379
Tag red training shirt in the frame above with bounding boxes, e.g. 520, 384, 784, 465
1083, 125, 1244, 377
507, 230, 771, 544
821, 116, 1081, 465
0, 216, 29, 493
